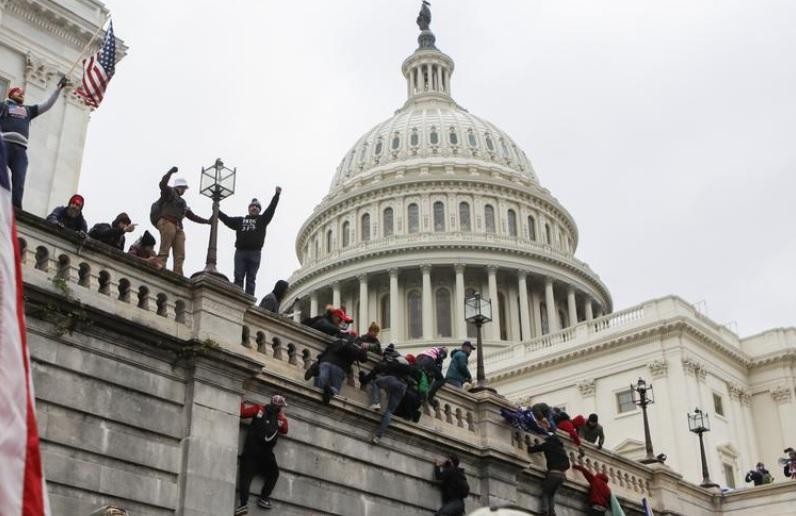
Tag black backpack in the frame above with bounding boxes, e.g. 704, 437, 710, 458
149, 198, 163, 226
251, 407, 280, 447
450, 469, 470, 498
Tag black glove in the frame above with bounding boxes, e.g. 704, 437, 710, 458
168, 166, 178, 174
57, 76, 68, 89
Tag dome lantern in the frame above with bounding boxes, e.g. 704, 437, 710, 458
402, 1, 455, 105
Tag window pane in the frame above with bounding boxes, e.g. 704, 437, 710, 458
380, 294, 390, 329
723, 464, 736, 488
408, 290, 422, 339
392, 135, 400, 150
436, 288, 452, 337
361, 214, 370, 241
498, 293, 508, 340
342, 221, 350, 247
383, 207, 394, 237
408, 203, 419, 234
430, 129, 439, 145
449, 130, 458, 145
713, 393, 724, 416
485, 134, 494, 151
485, 205, 496, 233
616, 390, 636, 413
326, 230, 333, 253
375, 140, 383, 155
545, 223, 551, 244
467, 131, 477, 147
410, 131, 419, 147
528, 216, 536, 241
459, 202, 471, 231
433, 201, 445, 232
507, 209, 517, 236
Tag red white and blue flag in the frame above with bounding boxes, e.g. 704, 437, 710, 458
0, 136, 49, 515
642, 497, 655, 515
76, 20, 116, 108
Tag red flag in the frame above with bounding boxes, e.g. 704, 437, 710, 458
0, 136, 49, 514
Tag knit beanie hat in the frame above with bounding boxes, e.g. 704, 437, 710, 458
140, 230, 156, 247
249, 198, 262, 210
68, 194, 84, 208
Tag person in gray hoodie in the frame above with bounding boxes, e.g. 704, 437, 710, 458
445, 341, 473, 388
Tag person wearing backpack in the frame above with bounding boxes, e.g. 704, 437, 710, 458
416, 346, 448, 408
527, 434, 571, 516
314, 335, 368, 404
433, 454, 469, 516
745, 462, 772, 486
151, 166, 210, 275
368, 347, 419, 444
235, 395, 289, 515
218, 189, 281, 296
445, 341, 473, 388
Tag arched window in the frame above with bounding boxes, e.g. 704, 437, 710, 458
500, 139, 510, 158
459, 202, 471, 232
361, 213, 371, 241
326, 229, 333, 253
383, 207, 394, 237
433, 201, 445, 232
435, 288, 452, 337
545, 223, 552, 244
342, 221, 350, 248
374, 138, 383, 156
540, 303, 549, 334
485, 134, 495, 152
507, 209, 517, 237
410, 128, 419, 147
391, 133, 401, 150
380, 294, 390, 330
527, 216, 536, 241
408, 203, 420, 234
430, 126, 439, 145
484, 204, 496, 233
467, 129, 477, 147
313, 237, 319, 259
449, 128, 458, 145
408, 290, 422, 339
498, 292, 508, 340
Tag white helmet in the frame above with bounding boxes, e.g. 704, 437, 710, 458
173, 177, 189, 189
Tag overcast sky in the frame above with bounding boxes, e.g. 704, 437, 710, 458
77, 0, 796, 337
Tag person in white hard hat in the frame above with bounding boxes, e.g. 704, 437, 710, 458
150, 166, 210, 275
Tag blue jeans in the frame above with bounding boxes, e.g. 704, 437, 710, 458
233, 249, 262, 296
5, 142, 28, 209
369, 376, 407, 437
314, 362, 345, 394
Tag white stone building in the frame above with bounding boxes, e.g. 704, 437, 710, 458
0, 0, 122, 216
284, 15, 796, 489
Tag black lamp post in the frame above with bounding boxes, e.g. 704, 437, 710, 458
465, 291, 495, 393
631, 377, 661, 464
196, 158, 236, 279
688, 408, 719, 488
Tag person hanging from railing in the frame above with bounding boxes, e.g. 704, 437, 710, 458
416, 346, 448, 408
258, 280, 289, 313
235, 395, 289, 515
359, 322, 382, 354
367, 344, 420, 444
432, 454, 469, 516
88, 212, 135, 250
527, 434, 570, 516
445, 341, 473, 389
46, 194, 88, 235
1, 77, 69, 209
313, 327, 368, 404
578, 414, 605, 450
303, 307, 353, 381
572, 463, 612, 516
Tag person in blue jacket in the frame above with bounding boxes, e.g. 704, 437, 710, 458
445, 341, 473, 388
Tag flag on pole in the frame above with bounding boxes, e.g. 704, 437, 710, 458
75, 20, 116, 108
642, 497, 655, 516
0, 134, 49, 515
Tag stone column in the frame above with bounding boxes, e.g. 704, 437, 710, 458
567, 288, 578, 327
309, 291, 318, 318
389, 268, 401, 342
545, 278, 558, 333
332, 282, 341, 308
517, 271, 531, 341
488, 266, 500, 341
584, 299, 594, 321
455, 264, 466, 339
531, 289, 542, 338
422, 265, 433, 339
358, 274, 369, 334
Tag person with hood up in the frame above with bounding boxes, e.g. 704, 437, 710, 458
1, 76, 68, 208
578, 413, 605, 449
572, 463, 611, 515
416, 346, 448, 408
259, 280, 289, 313
128, 230, 161, 268
46, 194, 88, 233
445, 341, 473, 388
433, 454, 469, 516
151, 166, 211, 275
219, 189, 281, 295
527, 435, 571, 516
235, 395, 289, 515
88, 212, 136, 250
745, 462, 772, 486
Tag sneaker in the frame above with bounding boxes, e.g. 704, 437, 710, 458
368, 403, 381, 411
371, 435, 381, 445
322, 385, 333, 404
256, 498, 272, 510
234, 505, 248, 515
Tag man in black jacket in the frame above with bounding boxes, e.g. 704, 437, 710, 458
88, 212, 136, 250
527, 435, 571, 516
314, 336, 367, 404
219, 188, 281, 296
46, 194, 88, 233
259, 280, 289, 313
368, 347, 418, 444
433, 455, 469, 516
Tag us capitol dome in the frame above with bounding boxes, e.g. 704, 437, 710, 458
284, 11, 612, 353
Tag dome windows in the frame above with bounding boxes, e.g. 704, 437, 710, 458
527, 216, 536, 241
383, 207, 394, 237
484, 204, 496, 233
433, 201, 445, 232
485, 133, 495, 152
410, 128, 420, 148
459, 202, 471, 232
507, 209, 517, 237
361, 213, 371, 241
407, 203, 420, 234
430, 126, 439, 145
374, 137, 383, 156
449, 128, 458, 145
391, 133, 401, 151
342, 221, 350, 248
326, 229, 333, 253
467, 129, 477, 147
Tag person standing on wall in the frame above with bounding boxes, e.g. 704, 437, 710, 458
1, 76, 68, 209
218, 188, 281, 296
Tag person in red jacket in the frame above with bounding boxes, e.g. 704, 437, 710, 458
235, 395, 289, 515
553, 412, 581, 446
572, 464, 611, 515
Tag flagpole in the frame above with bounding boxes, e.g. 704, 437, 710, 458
65, 14, 111, 78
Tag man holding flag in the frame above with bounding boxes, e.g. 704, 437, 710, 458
0, 132, 50, 513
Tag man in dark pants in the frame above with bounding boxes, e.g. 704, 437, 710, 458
236, 395, 289, 515
1, 77, 68, 208
219, 188, 281, 296
527, 435, 571, 516
433, 455, 469, 516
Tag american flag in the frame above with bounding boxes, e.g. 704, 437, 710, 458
76, 20, 116, 108
0, 134, 50, 515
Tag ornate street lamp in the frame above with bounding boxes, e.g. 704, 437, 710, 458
688, 408, 719, 488
631, 377, 661, 464
197, 158, 236, 278
465, 291, 495, 393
